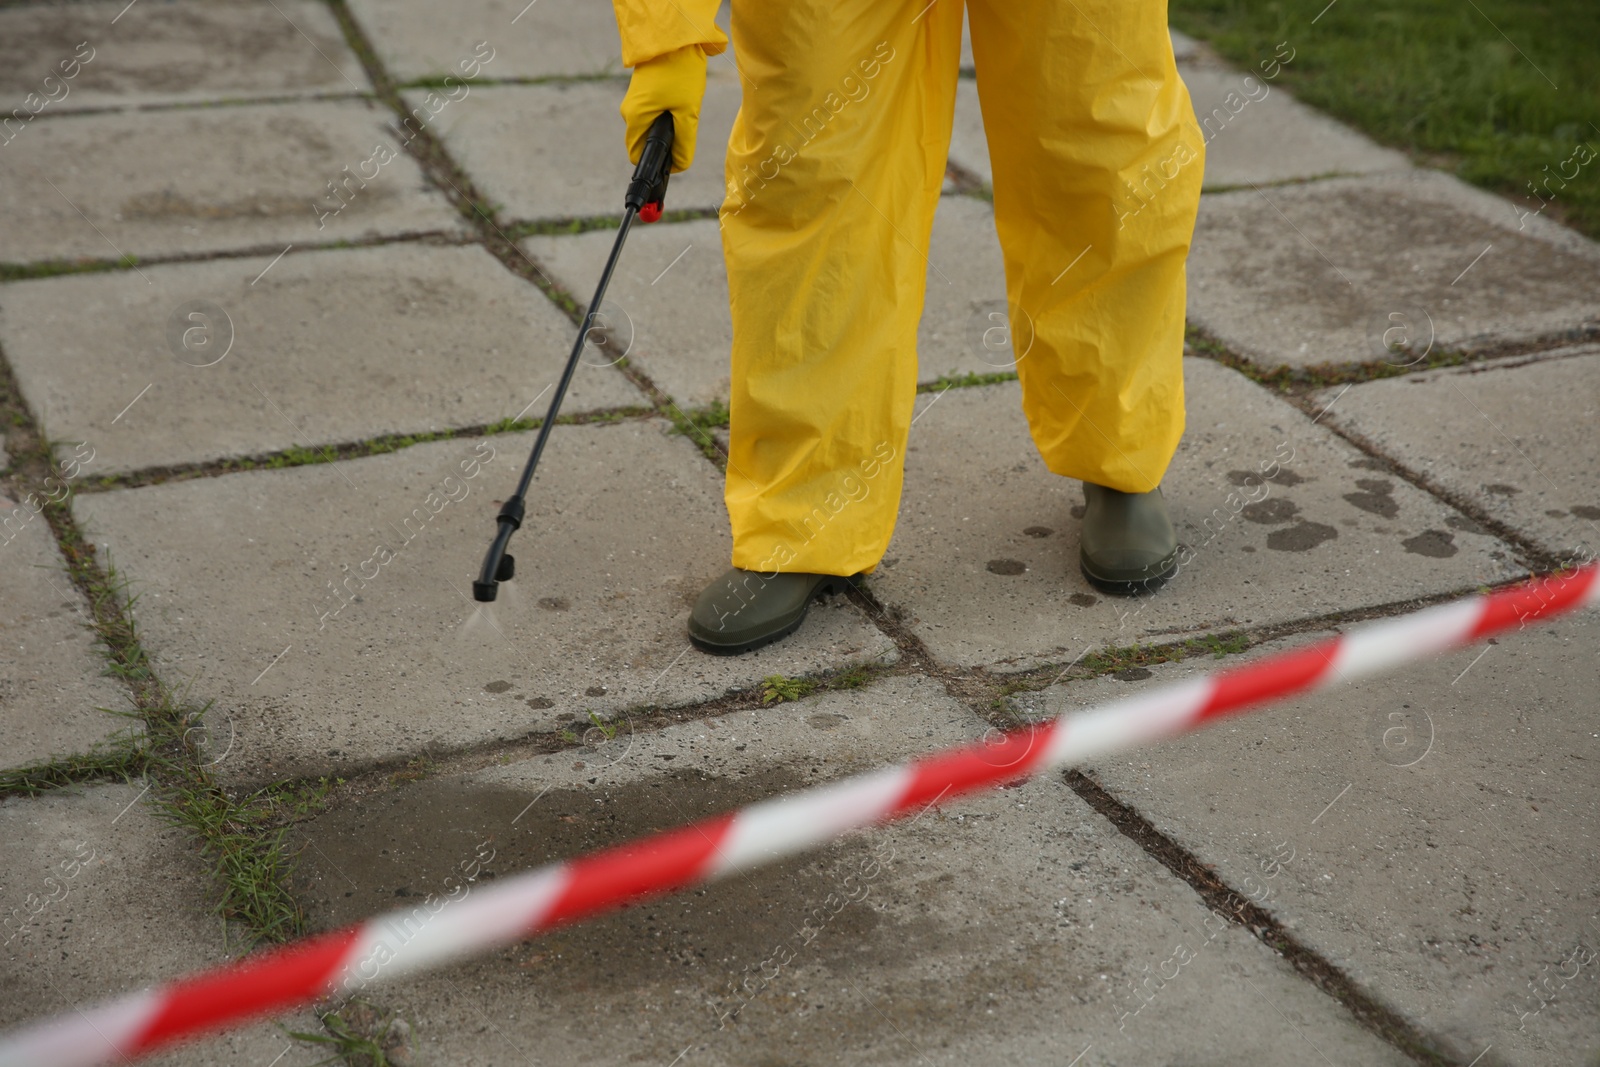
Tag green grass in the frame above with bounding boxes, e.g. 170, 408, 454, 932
287, 1002, 407, 1067
1185, 322, 1475, 390
386, 754, 434, 786
829, 665, 877, 690
665, 399, 730, 466
0, 362, 313, 948
0, 255, 141, 283
51, 545, 310, 947
76, 408, 655, 492
669, 398, 731, 436
1075, 631, 1252, 674
1170, 0, 1600, 237
0, 742, 146, 797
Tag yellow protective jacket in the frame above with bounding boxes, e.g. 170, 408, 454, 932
611, 0, 727, 67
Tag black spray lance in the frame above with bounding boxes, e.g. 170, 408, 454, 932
473, 111, 676, 602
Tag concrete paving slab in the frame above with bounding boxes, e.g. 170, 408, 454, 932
0, 492, 135, 770
0, 0, 367, 112
349, 0, 622, 81
0, 783, 322, 1066
290, 676, 1409, 1066
1024, 611, 1600, 1065
1183, 61, 1410, 189
0, 100, 462, 265
870, 358, 1526, 670
1318, 348, 1600, 563
921, 195, 1015, 381
1, 242, 642, 477
521, 196, 1011, 405
74, 423, 896, 787
947, 80, 990, 186
522, 218, 731, 407
1189, 170, 1600, 369
413, 76, 740, 223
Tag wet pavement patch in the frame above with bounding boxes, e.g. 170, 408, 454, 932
1266, 521, 1339, 551
1241, 497, 1300, 524
1228, 467, 1305, 489
291, 768, 901, 999
1342, 478, 1399, 519
1402, 529, 1458, 558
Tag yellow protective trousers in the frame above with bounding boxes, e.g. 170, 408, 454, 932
718, 0, 1203, 577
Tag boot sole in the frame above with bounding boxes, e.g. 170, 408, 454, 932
1079, 552, 1179, 597
689, 575, 858, 656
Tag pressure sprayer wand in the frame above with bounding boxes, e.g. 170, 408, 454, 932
474, 111, 676, 602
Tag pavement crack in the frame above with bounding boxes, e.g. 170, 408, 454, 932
1064, 768, 1462, 1066
0, 229, 474, 285
321, 0, 662, 422
1184, 319, 1600, 392
71, 404, 658, 492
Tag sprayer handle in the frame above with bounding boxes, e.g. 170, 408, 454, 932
625, 111, 675, 220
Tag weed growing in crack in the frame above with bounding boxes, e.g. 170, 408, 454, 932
387, 755, 434, 786
0, 743, 146, 797
287, 1001, 410, 1067
761, 674, 818, 704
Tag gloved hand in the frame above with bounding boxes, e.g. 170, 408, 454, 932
620, 43, 707, 174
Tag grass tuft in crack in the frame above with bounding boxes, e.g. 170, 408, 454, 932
665, 398, 730, 465
920, 370, 1018, 392
1074, 631, 1251, 675
1185, 322, 1481, 393
287, 1001, 411, 1067
0, 741, 146, 797
75, 406, 656, 493
38, 501, 310, 946
0, 254, 141, 283
387, 754, 435, 786
0, 357, 312, 938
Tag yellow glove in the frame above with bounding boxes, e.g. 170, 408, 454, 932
620, 43, 707, 174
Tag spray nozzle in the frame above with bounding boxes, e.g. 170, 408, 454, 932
473, 496, 524, 602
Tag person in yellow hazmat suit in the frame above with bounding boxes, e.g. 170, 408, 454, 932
613, 0, 1204, 655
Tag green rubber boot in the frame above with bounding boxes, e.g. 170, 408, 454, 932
1078, 482, 1179, 594
688, 569, 857, 655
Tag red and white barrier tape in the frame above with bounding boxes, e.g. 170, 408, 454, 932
3, 564, 1596, 1067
